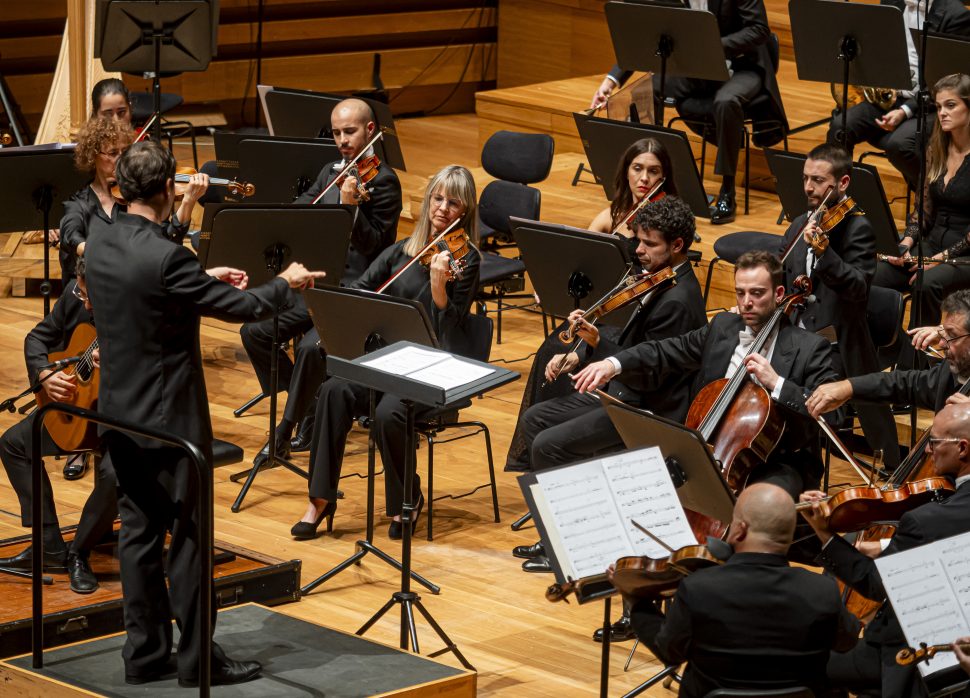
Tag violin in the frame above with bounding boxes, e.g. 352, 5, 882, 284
558, 266, 676, 344
312, 130, 385, 205
375, 219, 469, 294
808, 196, 861, 253
109, 167, 255, 202
896, 642, 970, 666
612, 179, 666, 236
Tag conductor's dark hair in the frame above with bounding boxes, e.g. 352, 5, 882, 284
943, 290, 970, 330
115, 141, 175, 202
91, 78, 130, 115
735, 250, 784, 289
807, 142, 852, 180
633, 195, 695, 251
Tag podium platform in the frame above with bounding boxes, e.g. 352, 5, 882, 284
0, 603, 476, 697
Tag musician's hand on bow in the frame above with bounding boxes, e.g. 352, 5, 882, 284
947, 392, 970, 406
798, 490, 833, 543
279, 262, 326, 289
953, 637, 970, 674
908, 325, 944, 353
875, 108, 906, 132
567, 309, 600, 347
742, 353, 779, 391
571, 359, 617, 394
590, 77, 614, 110
545, 352, 579, 382
40, 369, 77, 403
48, 228, 60, 245
339, 175, 362, 205
207, 266, 249, 290
856, 540, 883, 559
806, 380, 853, 418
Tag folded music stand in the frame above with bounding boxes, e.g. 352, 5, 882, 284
574, 113, 711, 217
238, 139, 341, 203
202, 205, 353, 512
0, 144, 88, 315
605, 0, 729, 125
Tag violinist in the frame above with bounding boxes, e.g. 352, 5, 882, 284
778, 143, 900, 470
291, 165, 479, 540
573, 250, 840, 499
244, 97, 402, 466
626, 484, 859, 698
90, 78, 132, 124
800, 402, 970, 698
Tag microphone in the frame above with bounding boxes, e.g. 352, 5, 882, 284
40, 356, 83, 371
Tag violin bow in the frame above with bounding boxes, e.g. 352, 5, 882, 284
312, 130, 385, 204
612, 179, 666, 236
813, 414, 877, 487
780, 185, 835, 264
631, 520, 695, 576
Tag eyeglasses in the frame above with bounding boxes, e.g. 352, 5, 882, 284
928, 437, 963, 446
937, 329, 970, 347
72, 285, 88, 303
98, 149, 121, 159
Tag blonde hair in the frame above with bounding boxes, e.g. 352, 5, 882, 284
927, 73, 970, 184
405, 165, 478, 257
74, 117, 134, 175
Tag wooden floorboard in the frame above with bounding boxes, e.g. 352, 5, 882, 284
0, 94, 925, 695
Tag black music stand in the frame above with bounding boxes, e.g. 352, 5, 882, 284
201, 205, 353, 512
95, 1, 218, 143
212, 132, 333, 185
913, 31, 970, 88
604, 0, 729, 125
258, 84, 406, 171
239, 139, 341, 203
0, 144, 88, 315
327, 341, 518, 669
574, 113, 710, 217
789, 0, 911, 151
764, 149, 901, 255
510, 217, 633, 327
299, 287, 441, 597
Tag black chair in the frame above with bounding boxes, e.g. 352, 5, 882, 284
702, 231, 785, 304
476, 130, 555, 343
415, 312, 500, 540
705, 689, 814, 698
669, 34, 789, 217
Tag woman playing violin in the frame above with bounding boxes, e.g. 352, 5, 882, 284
291, 165, 481, 540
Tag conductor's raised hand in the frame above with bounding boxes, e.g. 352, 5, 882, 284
207, 266, 249, 290
571, 359, 617, 394
279, 262, 326, 289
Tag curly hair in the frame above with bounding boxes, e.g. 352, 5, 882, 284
73, 117, 134, 175
633, 195, 695, 251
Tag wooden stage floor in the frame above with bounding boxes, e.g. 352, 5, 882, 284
0, 87, 921, 695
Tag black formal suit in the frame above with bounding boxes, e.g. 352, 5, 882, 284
780, 209, 900, 468
84, 211, 289, 682
612, 312, 841, 495
631, 552, 860, 697
519, 263, 707, 471
850, 360, 961, 412
0, 281, 117, 555
239, 159, 402, 430
819, 480, 970, 698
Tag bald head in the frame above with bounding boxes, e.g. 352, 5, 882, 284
928, 403, 970, 478
333, 98, 374, 126
331, 98, 377, 161
729, 483, 796, 553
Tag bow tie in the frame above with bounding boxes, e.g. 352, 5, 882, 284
738, 330, 757, 350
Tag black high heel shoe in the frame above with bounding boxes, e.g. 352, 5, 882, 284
290, 501, 337, 540
388, 493, 424, 540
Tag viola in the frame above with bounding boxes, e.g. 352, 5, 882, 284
611, 179, 667, 236
896, 642, 970, 666
109, 167, 255, 202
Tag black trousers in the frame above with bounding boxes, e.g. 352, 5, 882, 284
827, 99, 921, 190
0, 412, 117, 553
106, 434, 226, 681
307, 377, 430, 517
657, 70, 764, 178
239, 294, 324, 426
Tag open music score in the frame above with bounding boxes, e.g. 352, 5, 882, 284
875, 531, 970, 677
529, 447, 696, 581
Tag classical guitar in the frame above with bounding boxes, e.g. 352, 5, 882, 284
35, 323, 99, 452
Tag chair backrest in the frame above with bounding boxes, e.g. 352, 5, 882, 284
866, 285, 904, 349
705, 688, 814, 698
480, 130, 554, 185
768, 33, 780, 74
479, 180, 541, 238
462, 312, 493, 363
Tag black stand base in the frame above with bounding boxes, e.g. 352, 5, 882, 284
357, 591, 475, 671
300, 539, 439, 596
0, 566, 52, 583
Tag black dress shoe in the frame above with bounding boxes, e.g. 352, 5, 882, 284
253, 438, 290, 470
593, 614, 637, 643
0, 545, 68, 572
512, 541, 545, 559
290, 417, 314, 453
709, 191, 736, 225
63, 454, 88, 480
178, 658, 262, 687
290, 501, 337, 540
67, 552, 98, 593
522, 556, 553, 573
388, 493, 424, 540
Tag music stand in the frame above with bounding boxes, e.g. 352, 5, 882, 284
789, 0, 911, 151
912, 31, 970, 88
258, 84, 406, 171
574, 113, 711, 217
604, 1, 729, 125
764, 149, 901, 255
202, 205, 353, 512
212, 132, 332, 183
510, 217, 633, 327
327, 340, 518, 670
95, 1, 218, 143
239, 139, 341, 203
0, 144, 88, 315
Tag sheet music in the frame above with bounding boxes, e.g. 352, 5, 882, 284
875, 531, 970, 677
360, 346, 447, 375
407, 356, 494, 390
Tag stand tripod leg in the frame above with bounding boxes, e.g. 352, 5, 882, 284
413, 598, 476, 671
402, 596, 419, 653
299, 545, 367, 595
357, 596, 397, 636
363, 542, 440, 592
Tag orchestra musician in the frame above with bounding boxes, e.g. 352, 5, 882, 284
874, 74, 970, 368
591, 0, 786, 225
808, 289, 970, 418
778, 143, 900, 469
84, 141, 325, 686
0, 258, 116, 594
506, 138, 681, 470
90, 78, 132, 124
800, 402, 970, 698
291, 165, 479, 541
243, 97, 403, 466
571, 250, 841, 499
626, 483, 860, 697
826, 0, 970, 193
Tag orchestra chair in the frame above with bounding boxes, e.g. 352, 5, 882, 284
668, 34, 789, 217
857, 149, 913, 215
415, 312, 500, 540
129, 90, 199, 168
476, 130, 555, 344
704, 689, 814, 697
212, 438, 244, 467
701, 231, 785, 304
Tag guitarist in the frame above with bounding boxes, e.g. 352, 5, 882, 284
0, 257, 117, 594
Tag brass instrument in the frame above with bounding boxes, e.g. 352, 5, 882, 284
831, 83, 898, 112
